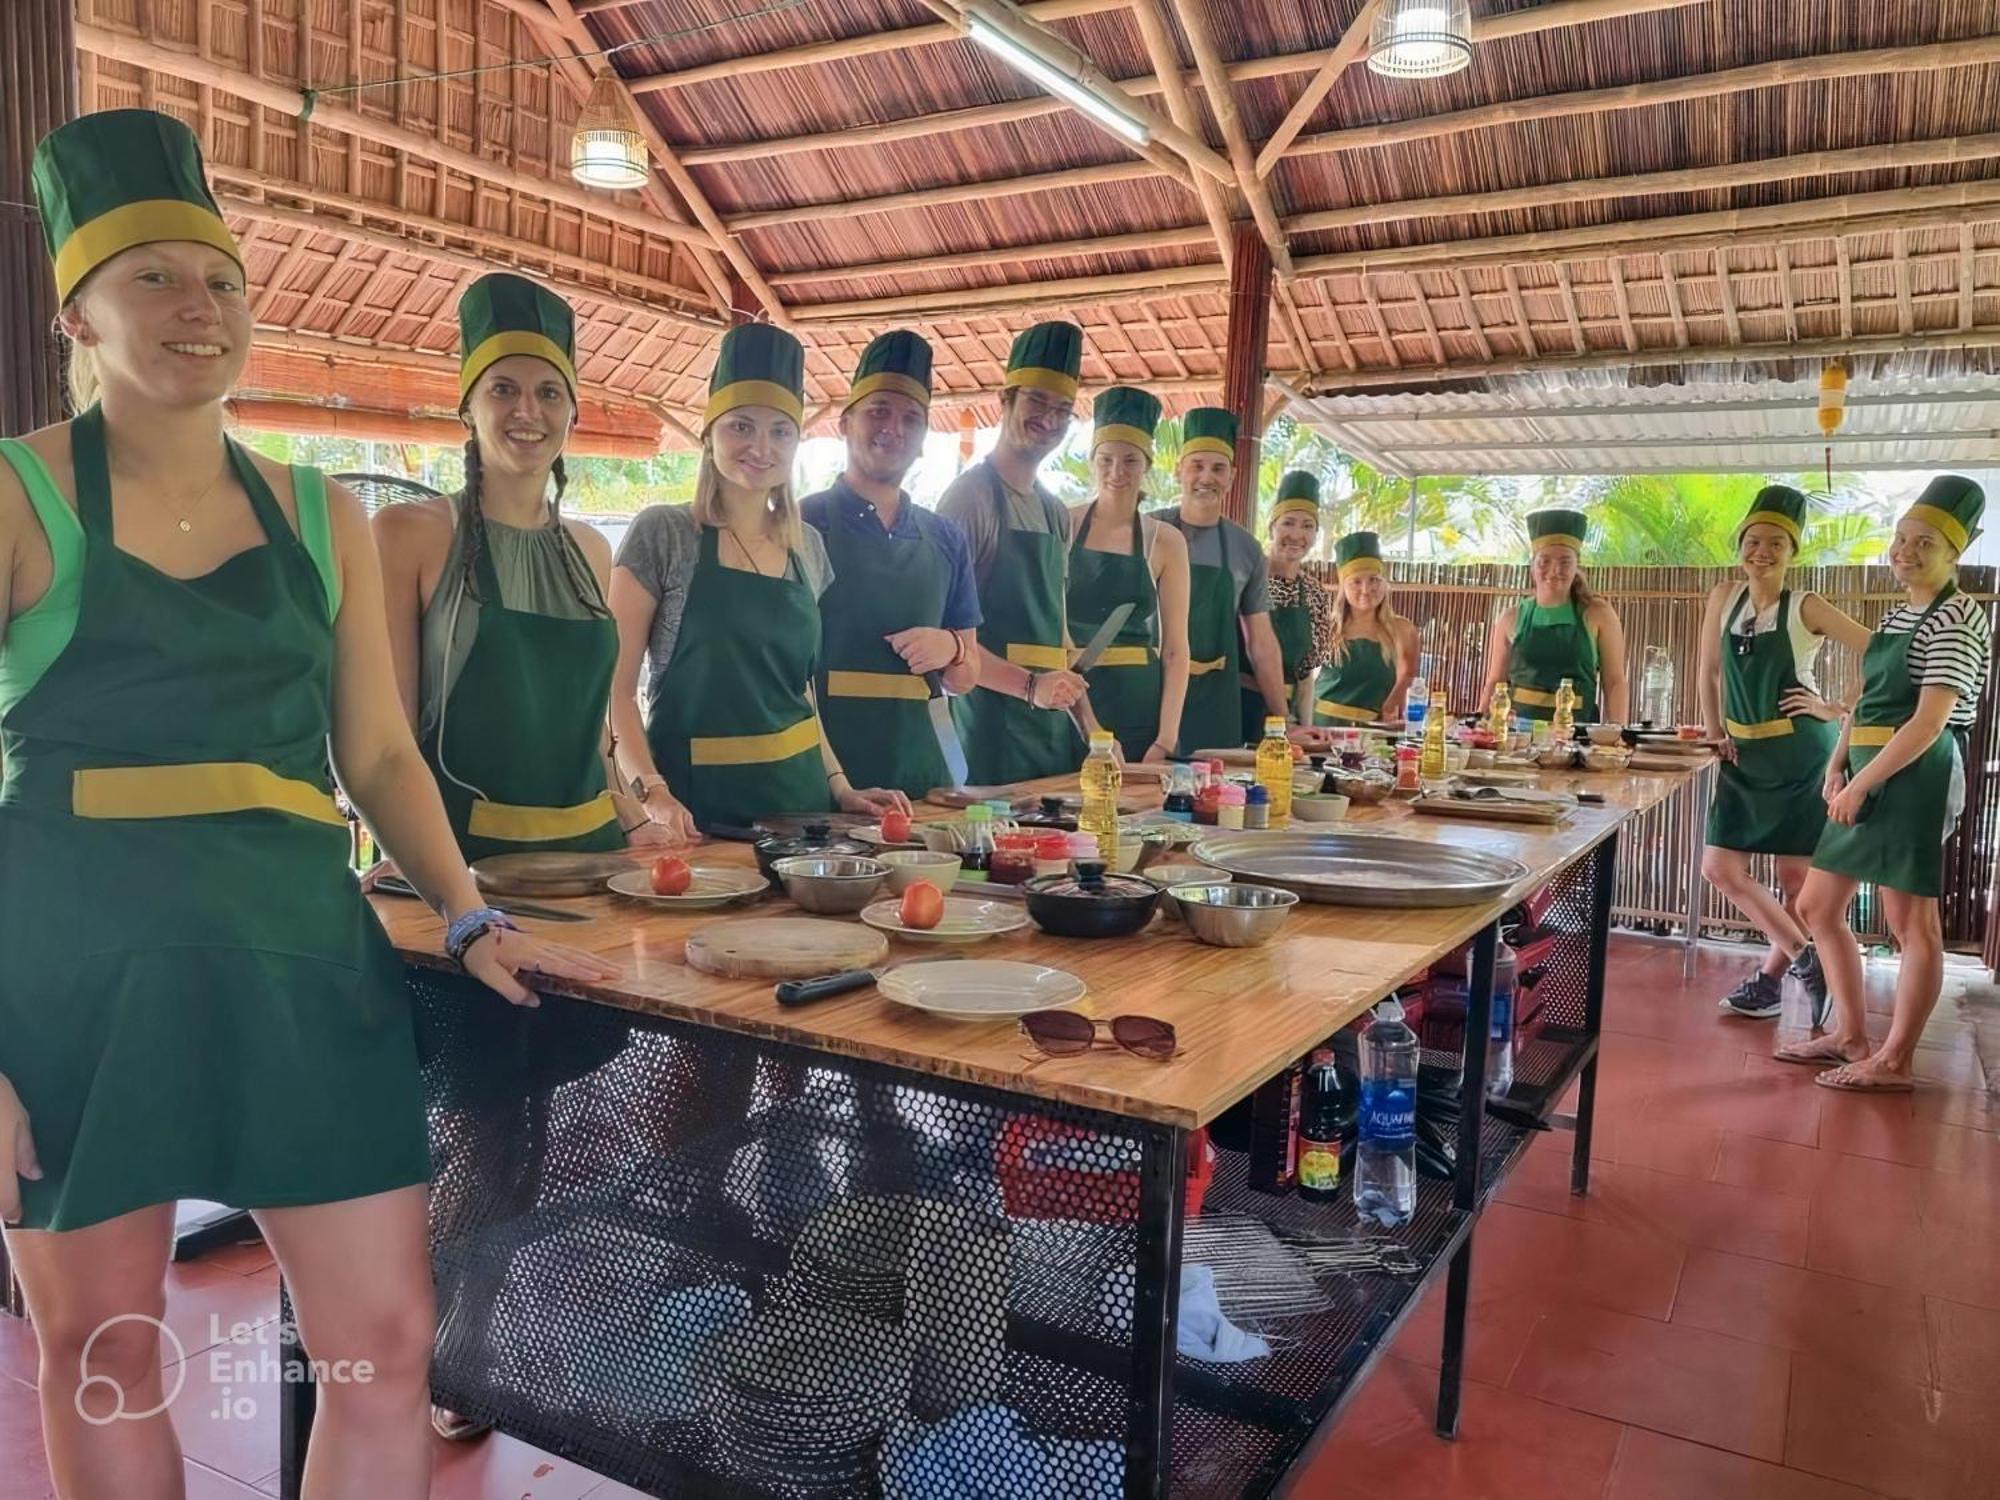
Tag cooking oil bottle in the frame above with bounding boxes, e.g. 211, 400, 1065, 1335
1254, 716, 1294, 827
1420, 689, 1450, 780
1079, 730, 1122, 867
1488, 680, 1512, 742
1553, 677, 1577, 741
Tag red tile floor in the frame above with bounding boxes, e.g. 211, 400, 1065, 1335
3, 934, 1995, 1499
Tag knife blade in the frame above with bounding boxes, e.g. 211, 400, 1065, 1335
370, 874, 591, 924
923, 670, 971, 786
773, 952, 966, 1008
1070, 601, 1136, 676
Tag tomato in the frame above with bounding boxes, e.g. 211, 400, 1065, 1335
650, 855, 693, 896
880, 809, 913, 844
898, 880, 945, 930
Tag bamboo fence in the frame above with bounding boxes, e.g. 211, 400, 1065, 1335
1303, 562, 2000, 954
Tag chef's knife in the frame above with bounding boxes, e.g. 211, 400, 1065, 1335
774, 952, 966, 1008
923, 670, 971, 787
370, 873, 591, 924
1070, 601, 1136, 676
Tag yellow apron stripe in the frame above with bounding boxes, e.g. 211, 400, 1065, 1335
1851, 725, 1898, 747
55, 199, 242, 305
1187, 656, 1227, 677
1006, 642, 1069, 671
690, 715, 821, 767
461, 331, 577, 400
1511, 684, 1560, 707
1080, 645, 1151, 668
1726, 717, 1795, 741
72, 762, 344, 827
466, 792, 618, 844
1316, 699, 1377, 723
825, 669, 931, 702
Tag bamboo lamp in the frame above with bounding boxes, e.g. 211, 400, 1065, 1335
1367, 0, 1473, 79
571, 75, 650, 190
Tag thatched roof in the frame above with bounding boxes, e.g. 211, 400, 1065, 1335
68, 0, 2000, 462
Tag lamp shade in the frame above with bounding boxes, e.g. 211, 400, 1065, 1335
571, 75, 649, 190
1367, 0, 1473, 79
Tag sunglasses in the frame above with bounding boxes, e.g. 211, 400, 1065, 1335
1019, 1010, 1178, 1061
1731, 629, 1760, 659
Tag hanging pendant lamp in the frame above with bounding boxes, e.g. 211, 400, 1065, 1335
1817, 363, 1848, 494
571, 74, 650, 190
1367, 0, 1474, 80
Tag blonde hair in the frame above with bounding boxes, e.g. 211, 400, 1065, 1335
1326, 576, 1403, 665
66, 340, 100, 413
693, 445, 803, 550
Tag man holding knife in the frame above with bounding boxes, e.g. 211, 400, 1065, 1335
803, 331, 982, 796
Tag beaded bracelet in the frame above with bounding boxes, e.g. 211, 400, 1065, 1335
445, 906, 518, 968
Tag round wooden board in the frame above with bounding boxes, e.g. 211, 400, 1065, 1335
472, 851, 645, 897
684, 917, 889, 980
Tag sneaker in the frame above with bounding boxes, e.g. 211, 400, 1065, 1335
1788, 945, 1832, 1030
1720, 971, 1783, 1019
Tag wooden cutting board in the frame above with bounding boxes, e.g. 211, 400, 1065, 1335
684, 917, 888, 980
1413, 794, 1572, 825
472, 851, 644, 897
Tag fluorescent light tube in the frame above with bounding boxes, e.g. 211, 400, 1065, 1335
967, 14, 1151, 146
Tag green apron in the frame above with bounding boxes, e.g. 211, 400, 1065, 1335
645, 525, 830, 832
815, 495, 952, 799
1812, 588, 1964, 899
1706, 587, 1838, 856
0, 408, 428, 1232
1315, 634, 1396, 726
952, 463, 1079, 784
1173, 516, 1246, 755
1507, 597, 1599, 722
1067, 503, 1162, 762
424, 498, 621, 863
1245, 585, 1315, 742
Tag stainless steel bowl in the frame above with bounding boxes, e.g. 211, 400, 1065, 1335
771, 855, 890, 914
1170, 883, 1299, 947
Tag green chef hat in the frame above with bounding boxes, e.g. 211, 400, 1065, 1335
844, 329, 932, 412
1002, 321, 1083, 401
458, 272, 576, 406
705, 323, 805, 431
32, 108, 242, 306
1271, 470, 1321, 524
1908, 475, 1985, 552
1528, 508, 1589, 556
1737, 484, 1810, 546
1336, 530, 1384, 580
1091, 385, 1161, 457
1182, 407, 1238, 461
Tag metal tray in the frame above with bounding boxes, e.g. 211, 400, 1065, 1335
1191, 832, 1530, 908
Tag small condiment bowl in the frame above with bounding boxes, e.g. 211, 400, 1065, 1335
878, 849, 964, 895
1171, 883, 1300, 948
771, 855, 890, 914
1142, 862, 1229, 920
1291, 792, 1350, 824
1584, 723, 1626, 746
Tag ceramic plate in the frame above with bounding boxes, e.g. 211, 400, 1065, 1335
859, 896, 1031, 944
879, 958, 1085, 1018
851, 823, 925, 849
606, 866, 769, 910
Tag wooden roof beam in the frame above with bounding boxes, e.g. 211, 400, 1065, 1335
1123, 0, 1236, 274
1165, 0, 1295, 277
1254, 0, 1379, 180
765, 225, 1218, 288
726, 160, 1179, 232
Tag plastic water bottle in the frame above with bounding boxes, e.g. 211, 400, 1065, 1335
1487, 939, 1517, 1098
1354, 998, 1419, 1227
1641, 644, 1676, 728
1078, 730, 1122, 869
1405, 674, 1430, 736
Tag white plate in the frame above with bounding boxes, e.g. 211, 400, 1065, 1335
879, 959, 1085, 1018
851, 822, 924, 849
859, 896, 1031, 945
606, 866, 769, 910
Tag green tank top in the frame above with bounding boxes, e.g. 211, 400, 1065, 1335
0, 438, 338, 716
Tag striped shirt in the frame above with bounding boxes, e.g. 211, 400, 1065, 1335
1876, 592, 1991, 727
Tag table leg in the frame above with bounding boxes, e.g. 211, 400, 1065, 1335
1126, 1124, 1187, 1500
1434, 1239, 1476, 1440
1573, 834, 1619, 1197
277, 1280, 314, 1500
1685, 763, 1713, 980
1437, 922, 1496, 1437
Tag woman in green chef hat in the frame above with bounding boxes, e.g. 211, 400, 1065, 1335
1785, 477, 1991, 1092
1065, 385, 1190, 762
1314, 530, 1419, 727
610, 324, 907, 834
0, 109, 609, 1497
376, 272, 662, 861
1480, 508, 1630, 724
1248, 470, 1333, 736
1696, 485, 1870, 1025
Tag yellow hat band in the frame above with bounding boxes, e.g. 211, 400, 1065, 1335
1737, 509, 1802, 544
55, 198, 242, 305
1092, 423, 1154, 457
1183, 436, 1234, 460
1339, 557, 1384, 580
461, 331, 578, 402
1003, 366, 1080, 400
1532, 532, 1584, 554
843, 370, 930, 411
1271, 498, 1320, 524
705, 378, 806, 430
1906, 502, 1971, 552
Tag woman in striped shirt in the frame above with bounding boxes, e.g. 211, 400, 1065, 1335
1784, 477, 1990, 1091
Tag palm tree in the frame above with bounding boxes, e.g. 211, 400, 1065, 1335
1573, 472, 1892, 566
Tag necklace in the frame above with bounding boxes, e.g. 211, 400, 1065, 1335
725, 527, 778, 578
115, 453, 231, 534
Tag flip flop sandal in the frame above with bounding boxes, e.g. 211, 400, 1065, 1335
1814, 1067, 1915, 1094
1772, 1040, 1857, 1066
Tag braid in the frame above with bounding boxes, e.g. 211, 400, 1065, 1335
461, 436, 487, 604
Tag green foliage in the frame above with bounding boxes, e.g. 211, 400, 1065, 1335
1571, 472, 1893, 566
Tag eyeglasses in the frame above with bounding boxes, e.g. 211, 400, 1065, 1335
1019, 1010, 1178, 1061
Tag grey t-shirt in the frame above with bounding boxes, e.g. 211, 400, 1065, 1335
614, 503, 834, 709
936, 459, 1072, 592
1157, 506, 1270, 616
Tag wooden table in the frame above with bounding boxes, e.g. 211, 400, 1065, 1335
275, 761, 1703, 1500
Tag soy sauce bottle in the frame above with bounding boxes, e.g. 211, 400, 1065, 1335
1298, 1048, 1357, 1202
